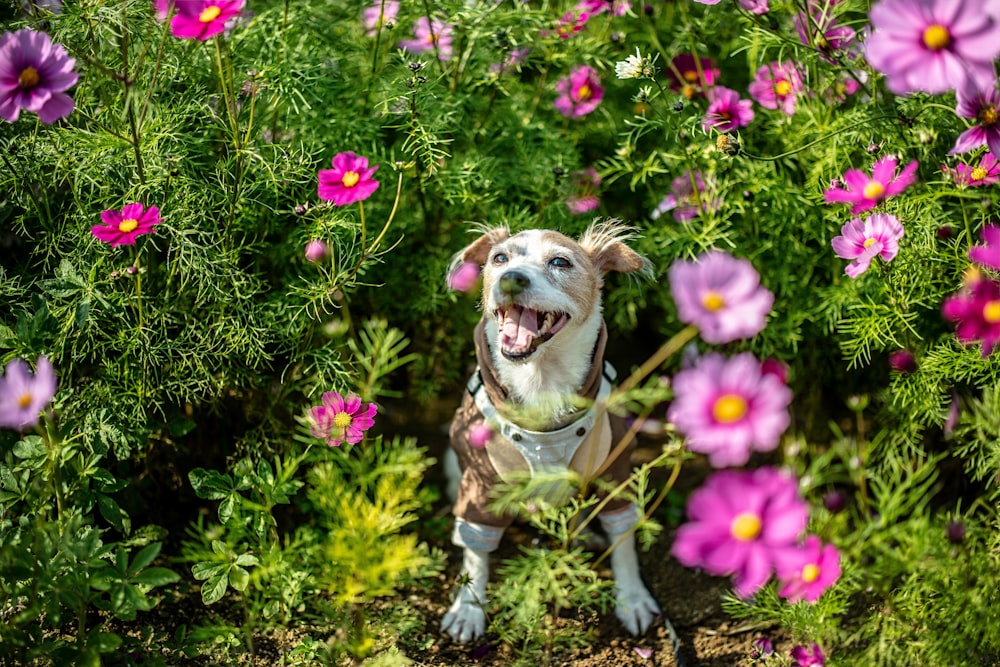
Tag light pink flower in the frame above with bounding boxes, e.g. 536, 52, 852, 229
554, 65, 603, 118
652, 171, 720, 222
447, 261, 481, 292
308, 391, 378, 447
304, 240, 328, 263
170, 0, 245, 41
399, 17, 454, 60
777, 536, 841, 603
565, 168, 601, 214
92, 203, 162, 247
823, 156, 918, 214
748, 61, 802, 115
363, 0, 398, 37
0, 356, 56, 430
0, 28, 77, 124
942, 152, 1000, 186
317, 151, 380, 206
831, 213, 904, 278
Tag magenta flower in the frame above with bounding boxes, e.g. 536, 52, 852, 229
667, 353, 792, 468
554, 65, 603, 118
793, 0, 856, 63
304, 240, 328, 263
671, 467, 808, 597
318, 151, 380, 206
576, 0, 630, 16
170, 0, 244, 41
888, 349, 918, 373
0, 29, 77, 124
469, 422, 493, 448
0, 356, 56, 430
823, 156, 918, 214
791, 644, 826, 667
969, 224, 1000, 269
943, 152, 1000, 186
739, 0, 769, 13
942, 275, 1000, 356
652, 171, 720, 222
546, 10, 590, 40
668, 251, 774, 344
153, 0, 172, 21
399, 17, 454, 60
778, 536, 841, 603
308, 391, 378, 447
91, 203, 162, 247
748, 61, 802, 116
831, 213, 904, 278
667, 54, 718, 99
864, 0, 1000, 96
447, 261, 481, 292
702, 86, 755, 133
362, 0, 398, 37
949, 81, 1000, 157
565, 168, 601, 214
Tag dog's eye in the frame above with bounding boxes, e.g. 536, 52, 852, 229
550, 256, 572, 269
492, 253, 508, 265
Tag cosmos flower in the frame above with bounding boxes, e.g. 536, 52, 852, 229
942, 273, 1000, 356
793, 0, 857, 63
950, 81, 1000, 157
969, 224, 1000, 269
651, 170, 720, 222
362, 0, 398, 37
0, 28, 77, 124
823, 156, 919, 214
942, 152, 1000, 186
565, 168, 601, 214
399, 17, 454, 60
668, 251, 774, 344
304, 240, 328, 263
791, 644, 826, 667
576, 0, 630, 16
831, 213, 905, 278
447, 261, 481, 292
170, 0, 245, 41
864, 0, 1000, 95
667, 352, 792, 468
748, 61, 803, 115
777, 536, 841, 603
671, 467, 809, 597
91, 203, 162, 247
489, 47, 530, 76
554, 65, 603, 118
615, 47, 655, 80
308, 391, 378, 447
888, 349, 918, 373
667, 54, 718, 99
0, 356, 57, 430
546, 10, 590, 39
318, 151, 380, 206
738, 0, 769, 13
702, 86, 755, 133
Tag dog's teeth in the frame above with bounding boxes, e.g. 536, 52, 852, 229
540, 312, 553, 335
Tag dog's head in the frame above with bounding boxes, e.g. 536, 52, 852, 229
453, 219, 651, 363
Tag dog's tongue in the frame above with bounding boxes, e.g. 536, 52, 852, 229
500, 305, 539, 353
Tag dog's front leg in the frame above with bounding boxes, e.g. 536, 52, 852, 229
601, 506, 661, 635
441, 546, 490, 642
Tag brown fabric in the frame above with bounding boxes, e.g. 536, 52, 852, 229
450, 318, 636, 528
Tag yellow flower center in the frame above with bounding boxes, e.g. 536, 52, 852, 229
682, 84, 696, 99
801, 563, 821, 583
730, 513, 762, 541
863, 237, 878, 249
983, 300, 1000, 323
683, 69, 699, 83
199, 5, 222, 22
922, 24, 950, 50
341, 171, 360, 188
18, 66, 40, 89
712, 394, 748, 424
972, 166, 989, 181
702, 290, 726, 311
979, 106, 999, 127
333, 411, 353, 430
118, 218, 139, 233
17, 393, 32, 409
862, 180, 885, 200
774, 80, 792, 96
577, 84, 592, 101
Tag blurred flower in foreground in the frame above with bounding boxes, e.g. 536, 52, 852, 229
554, 65, 603, 118
750, 637, 775, 659
778, 535, 841, 603
652, 170, 720, 222
318, 151, 380, 206
668, 250, 774, 343
469, 422, 492, 448
308, 391, 377, 447
362, 0, 398, 37
0, 28, 78, 124
823, 156, 918, 214
949, 81, 1000, 157
304, 239, 328, 263
565, 168, 601, 214
864, 0, 1000, 96
748, 61, 802, 115
888, 349, 918, 373
399, 17, 454, 60
0, 356, 56, 430
702, 86, 755, 133
668, 352, 792, 468
577, 0, 630, 16
447, 261, 481, 292
942, 152, 1000, 187
831, 213, 904, 278
969, 224, 1000, 270
666, 54, 718, 99
170, 0, 245, 41
92, 203, 162, 247
545, 10, 590, 40
790, 643, 826, 667
671, 467, 808, 597
942, 274, 1000, 356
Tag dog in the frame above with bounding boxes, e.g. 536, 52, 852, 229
441, 219, 661, 643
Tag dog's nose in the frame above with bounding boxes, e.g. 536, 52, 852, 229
498, 271, 530, 297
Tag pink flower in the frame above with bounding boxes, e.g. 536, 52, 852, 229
546, 10, 590, 39
943, 152, 1000, 186
308, 391, 378, 446
739, 0, 769, 13
489, 47, 530, 76
748, 61, 802, 115
790, 644, 826, 667
822, 156, 919, 213
0, 28, 78, 124
363, 0, 398, 37
778, 536, 841, 603
671, 467, 808, 597
469, 422, 492, 448
318, 151, 380, 206
667, 353, 792, 468
576, 0, 631, 16
942, 274, 1000, 356
554, 65, 603, 118
447, 261, 481, 292
153, 0, 172, 21
667, 54, 718, 99
0, 356, 56, 430
170, 0, 244, 41
668, 251, 774, 344
793, 0, 856, 63
950, 81, 1000, 157
399, 17, 454, 60
969, 224, 1000, 269
565, 168, 601, 214
91, 203, 162, 247
304, 240, 328, 263
652, 171, 720, 222
831, 213, 905, 278
864, 0, 1000, 96
702, 86, 755, 133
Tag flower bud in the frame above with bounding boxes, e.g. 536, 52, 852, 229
304, 240, 328, 263
888, 349, 918, 374
946, 520, 966, 543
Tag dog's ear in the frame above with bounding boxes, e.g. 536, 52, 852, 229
457, 225, 510, 266
579, 219, 652, 277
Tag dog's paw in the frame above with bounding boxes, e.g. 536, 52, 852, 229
614, 585, 661, 636
441, 597, 487, 643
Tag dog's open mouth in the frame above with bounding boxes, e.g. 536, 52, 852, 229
496, 304, 570, 359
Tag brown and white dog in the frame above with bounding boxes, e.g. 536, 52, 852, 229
441, 220, 661, 643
